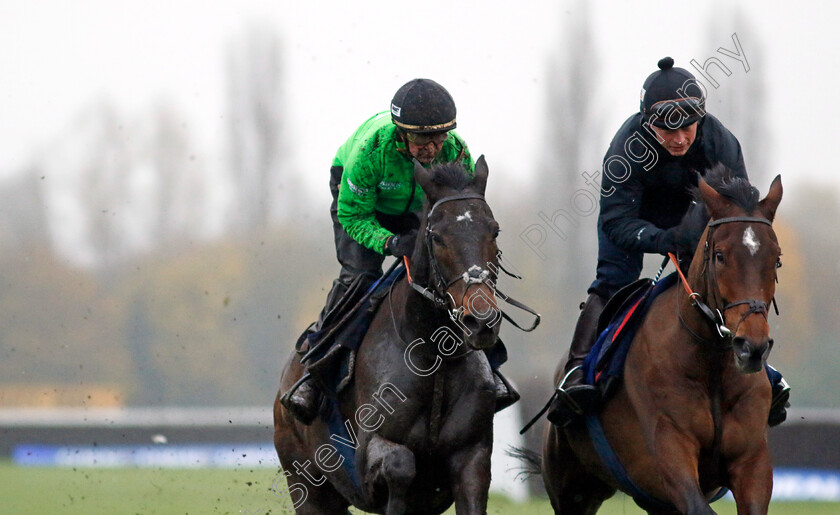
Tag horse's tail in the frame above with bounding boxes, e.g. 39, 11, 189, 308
506, 445, 542, 481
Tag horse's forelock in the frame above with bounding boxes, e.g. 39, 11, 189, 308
428, 162, 474, 191
693, 163, 760, 214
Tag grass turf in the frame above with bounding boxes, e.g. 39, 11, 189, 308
1, 462, 838, 514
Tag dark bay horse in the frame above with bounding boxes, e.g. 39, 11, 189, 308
542, 168, 784, 514
274, 156, 509, 514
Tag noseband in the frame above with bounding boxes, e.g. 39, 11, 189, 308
676, 216, 776, 343
405, 192, 540, 332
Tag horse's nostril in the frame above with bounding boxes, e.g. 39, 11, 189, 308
733, 336, 753, 359
732, 335, 771, 373
462, 314, 481, 334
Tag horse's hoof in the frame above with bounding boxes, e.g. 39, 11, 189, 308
280, 381, 321, 425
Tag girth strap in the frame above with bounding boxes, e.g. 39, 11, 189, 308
585, 415, 730, 510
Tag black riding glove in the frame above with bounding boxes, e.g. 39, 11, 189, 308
654, 202, 710, 257
385, 229, 418, 258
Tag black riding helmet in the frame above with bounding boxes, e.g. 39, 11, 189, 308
640, 57, 706, 129
391, 79, 456, 134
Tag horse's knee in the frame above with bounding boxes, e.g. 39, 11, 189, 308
381, 445, 416, 490
367, 436, 416, 491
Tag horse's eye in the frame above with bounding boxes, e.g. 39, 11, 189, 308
776, 257, 783, 269
714, 250, 725, 264
491, 224, 501, 239
431, 232, 445, 246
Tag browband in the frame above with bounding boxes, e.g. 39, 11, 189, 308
707, 216, 771, 227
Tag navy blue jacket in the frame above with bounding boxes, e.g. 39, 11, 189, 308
589, 112, 746, 297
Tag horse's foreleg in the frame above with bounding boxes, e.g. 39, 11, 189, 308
652, 421, 716, 515
446, 436, 492, 515
274, 459, 351, 515
365, 433, 416, 515
727, 449, 772, 515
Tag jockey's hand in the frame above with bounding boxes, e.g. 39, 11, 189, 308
657, 202, 709, 257
657, 227, 695, 255
386, 229, 418, 258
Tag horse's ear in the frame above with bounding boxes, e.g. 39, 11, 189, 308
414, 159, 435, 195
758, 174, 783, 223
697, 175, 729, 218
473, 155, 488, 195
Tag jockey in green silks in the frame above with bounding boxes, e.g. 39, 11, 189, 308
280, 78, 519, 425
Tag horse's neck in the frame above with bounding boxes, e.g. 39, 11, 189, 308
393, 273, 450, 340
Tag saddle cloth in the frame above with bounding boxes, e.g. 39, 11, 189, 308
301, 261, 406, 396
582, 273, 677, 398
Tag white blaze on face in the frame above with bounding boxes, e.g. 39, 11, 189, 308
743, 226, 760, 256
456, 211, 473, 222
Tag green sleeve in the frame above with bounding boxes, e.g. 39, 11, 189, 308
335, 123, 474, 254
336, 154, 393, 254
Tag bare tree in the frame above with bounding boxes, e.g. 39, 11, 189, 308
37, 101, 134, 268
0, 168, 50, 255
226, 25, 293, 232
514, 2, 602, 481
147, 102, 207, 247
702, 9, 772, 184
529, 1, 601, 293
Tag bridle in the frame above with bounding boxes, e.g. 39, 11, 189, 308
404, 192, 540, 332
673, 215, 779, 344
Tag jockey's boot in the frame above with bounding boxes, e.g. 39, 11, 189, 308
483, 338, 519, 412
493, 369, 520, 412
547, 292, 607, 427
280, 373, 321, 425
280, 279, 351, 426
767, 364, 791, 427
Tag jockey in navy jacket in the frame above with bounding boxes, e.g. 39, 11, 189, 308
591, 111, 746, 298
547, 56, 789, 429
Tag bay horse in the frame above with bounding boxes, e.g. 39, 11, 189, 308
542, 168, 783, 514
274, 156, 513, 514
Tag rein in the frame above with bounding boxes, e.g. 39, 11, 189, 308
387, 274, 473, 360
670, 252, 732, 342
671, 215, 777, 343
404, 193, 540, 332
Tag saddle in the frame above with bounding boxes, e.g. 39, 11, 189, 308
298, 261, 406, 397
582, 273, 678, 400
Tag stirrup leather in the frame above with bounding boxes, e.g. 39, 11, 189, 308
556, 365, 582, 393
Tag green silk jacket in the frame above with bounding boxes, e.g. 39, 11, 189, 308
334, 111, 474, 253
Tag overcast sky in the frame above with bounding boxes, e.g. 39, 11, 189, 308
2, 0, 838, 205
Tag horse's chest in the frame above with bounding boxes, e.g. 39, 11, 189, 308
395, 381, 495, 451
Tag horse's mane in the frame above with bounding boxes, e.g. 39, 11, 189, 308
427, 161, 473, 191
694, 163, 760, 214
